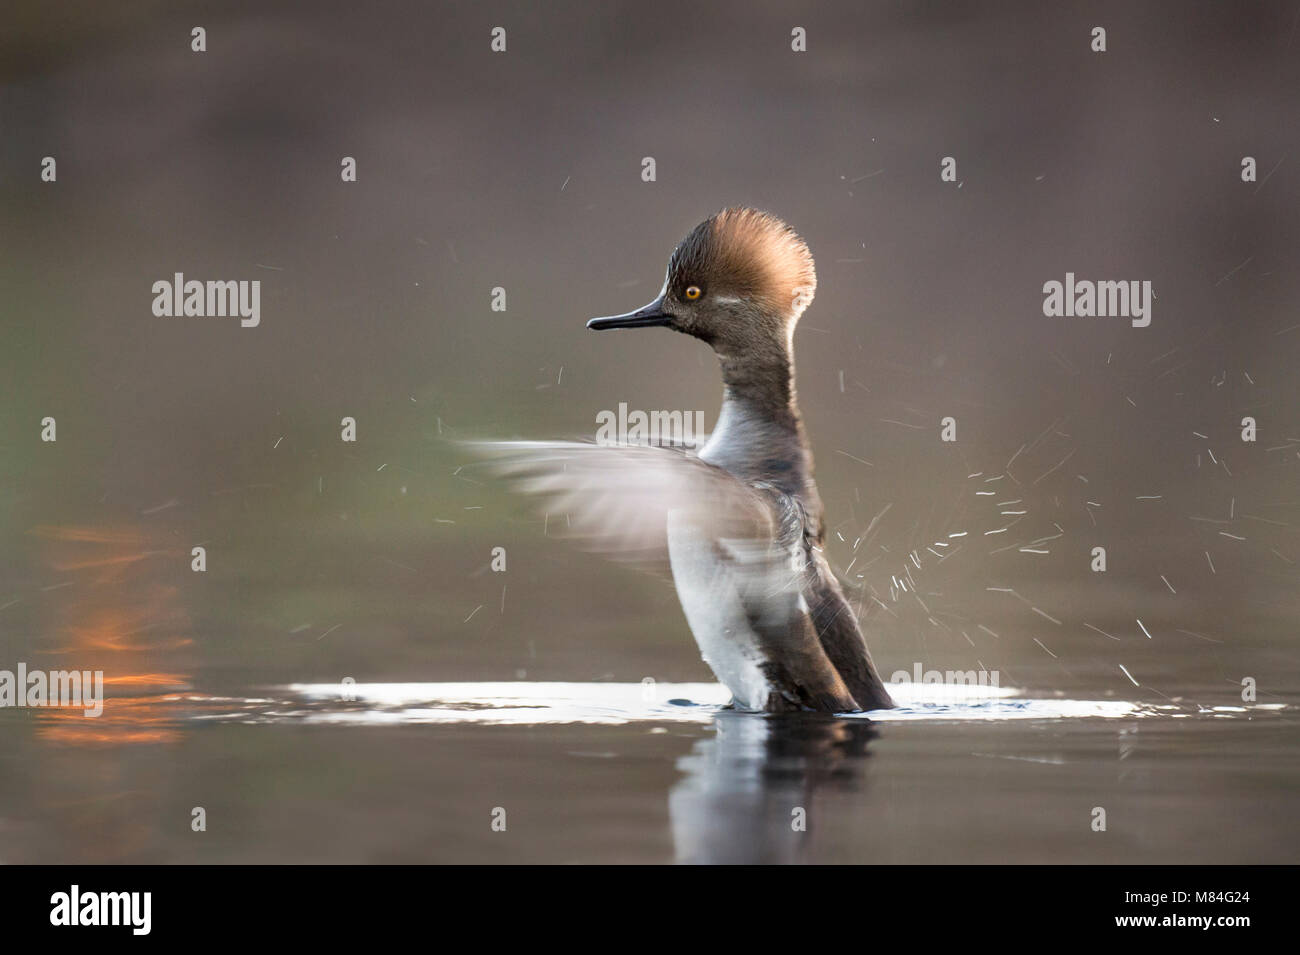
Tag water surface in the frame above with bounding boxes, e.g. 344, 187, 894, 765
1, 679, 1294, 864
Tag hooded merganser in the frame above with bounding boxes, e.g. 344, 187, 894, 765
483, 208, 894, 713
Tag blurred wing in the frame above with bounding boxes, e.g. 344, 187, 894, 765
462, 440, 776, 574
467, 440, 860, 711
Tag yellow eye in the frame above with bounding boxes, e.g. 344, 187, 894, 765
684, 285, 702, 300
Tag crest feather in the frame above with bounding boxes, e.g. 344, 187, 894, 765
671, 207, 817, 317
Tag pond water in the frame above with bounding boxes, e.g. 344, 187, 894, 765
1, 677, 1294, 864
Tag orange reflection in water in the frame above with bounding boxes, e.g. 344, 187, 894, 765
28, 524, 196, 745
35, 694, 187, 744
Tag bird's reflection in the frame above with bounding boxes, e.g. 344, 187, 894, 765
669, 711, 877, 863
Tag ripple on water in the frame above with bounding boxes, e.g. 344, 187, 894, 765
166, 682, 1291, 727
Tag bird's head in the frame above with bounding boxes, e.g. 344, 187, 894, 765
588, 208, 816, 360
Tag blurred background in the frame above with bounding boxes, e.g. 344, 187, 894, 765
0, 0, 1297, 862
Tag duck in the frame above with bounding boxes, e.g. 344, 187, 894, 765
477, 208, 894, 713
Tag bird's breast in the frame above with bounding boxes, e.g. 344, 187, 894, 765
664, 509, 807, 711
